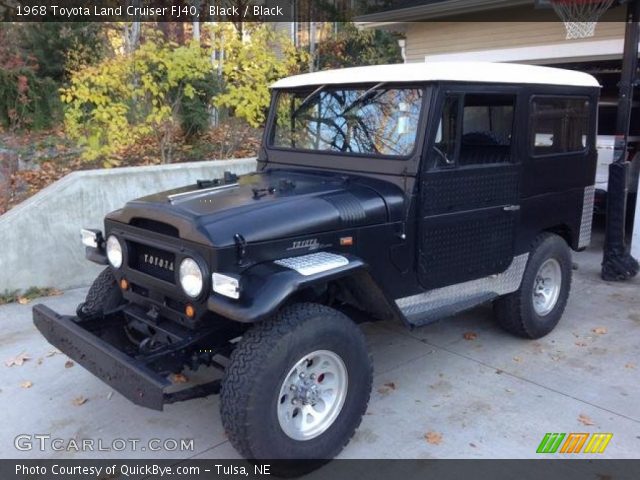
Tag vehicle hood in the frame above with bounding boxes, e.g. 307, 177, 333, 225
106, 169, 402, 247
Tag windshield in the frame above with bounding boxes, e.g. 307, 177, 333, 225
270, 86, 423, 158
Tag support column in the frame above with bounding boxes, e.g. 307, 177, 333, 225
602, 0, 640, 281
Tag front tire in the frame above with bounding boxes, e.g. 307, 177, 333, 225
220, 303, 372, 462
494, 233, 572, 339
77, 268, 123, 318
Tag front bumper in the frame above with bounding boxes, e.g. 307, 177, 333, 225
33, 304, 172, 410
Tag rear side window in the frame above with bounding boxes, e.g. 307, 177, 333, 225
531, 97, 590, 156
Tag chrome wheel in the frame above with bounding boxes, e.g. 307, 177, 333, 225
277, 350, 348, 441
532, 258, 562, 316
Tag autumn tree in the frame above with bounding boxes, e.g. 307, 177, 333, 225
62, 39, 215, 165
17, 23, 108, 82
315, 23, 402, 70
210, 23, 310, 127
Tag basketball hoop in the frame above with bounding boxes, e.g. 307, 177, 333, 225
548, 0, 616, 39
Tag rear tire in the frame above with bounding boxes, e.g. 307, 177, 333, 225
220, 303, 372, 465
77, 268, 123, 318
493, 233, 572, 339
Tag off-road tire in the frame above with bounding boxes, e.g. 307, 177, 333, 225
493, 233, 572, 339
77, 268, 123, 318
220, 303, 372, 464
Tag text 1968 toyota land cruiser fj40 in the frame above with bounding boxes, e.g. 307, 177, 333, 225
34, 62, 598, 462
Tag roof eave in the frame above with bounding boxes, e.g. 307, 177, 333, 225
354, 0, 533, 26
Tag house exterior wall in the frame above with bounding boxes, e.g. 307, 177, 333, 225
402, 8, 626, 63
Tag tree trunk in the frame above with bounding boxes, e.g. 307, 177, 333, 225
192, 0, 201, 42
124, 21, 140, 54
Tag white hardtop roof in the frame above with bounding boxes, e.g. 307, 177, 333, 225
270, 62, 600, 89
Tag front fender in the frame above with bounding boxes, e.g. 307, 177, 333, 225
207, 253, 369, 323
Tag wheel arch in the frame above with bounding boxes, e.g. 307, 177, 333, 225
286, 270, 404, 324
543, 224, 576, 250
207, 255, 403, 324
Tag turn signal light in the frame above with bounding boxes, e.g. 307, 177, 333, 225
340, 236, 354, 246
185, 304, 196, 318
119, 278, 129, 290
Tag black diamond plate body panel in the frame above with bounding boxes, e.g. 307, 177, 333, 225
421, 168, 519, 216
418, 165, 520, 290
418, 211, 516, 289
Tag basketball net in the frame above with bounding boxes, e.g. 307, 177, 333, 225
549, 0, 616, 39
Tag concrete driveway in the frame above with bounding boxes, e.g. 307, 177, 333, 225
1, 228, 638, 460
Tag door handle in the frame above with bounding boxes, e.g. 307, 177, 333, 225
503, 205, 520, 212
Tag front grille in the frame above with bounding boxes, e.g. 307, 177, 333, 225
128, 242, 176, 283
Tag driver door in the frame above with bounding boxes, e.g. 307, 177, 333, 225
417, 89, 521, 290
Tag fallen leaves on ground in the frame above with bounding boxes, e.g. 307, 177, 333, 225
513, 356, 522, 363
377, 382, 396, 395
463, 332, 478, 341
170, 373, 189, 384
424, 431, 443, 445
45, 350, 61, 357
0, 287, 64, 306
20, 381, 33, 389
575, 341, 588, 347
578, 414, 595, 426
1, 124, 262, 215
592, 327, 608, 335
5, 352, 31, 367
625, 363, 636, 370
64, 360, 74, 369
72, 396, 88, 406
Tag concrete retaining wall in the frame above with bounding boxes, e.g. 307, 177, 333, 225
0, 158, 257, 293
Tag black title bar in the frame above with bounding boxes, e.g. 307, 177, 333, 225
0, 0, 626, 23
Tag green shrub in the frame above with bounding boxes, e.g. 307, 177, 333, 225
62, 41, 215, 165
17, 23, 107, 82
178, 75, 220, 138
0, 67, 60, 130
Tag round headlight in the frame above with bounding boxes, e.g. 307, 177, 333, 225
106, 235, 123, 269
179, 257, 203, 298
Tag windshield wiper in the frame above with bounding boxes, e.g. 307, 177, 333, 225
340, 82, 387, 116
292, 84, 327, 118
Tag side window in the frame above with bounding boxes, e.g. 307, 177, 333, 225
462, 95, 514, 146
433, 93, 515, 168
460, 94, 515, 166
531, 97, 590, 156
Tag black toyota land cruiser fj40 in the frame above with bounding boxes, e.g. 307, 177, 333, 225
34, 62, 598, 462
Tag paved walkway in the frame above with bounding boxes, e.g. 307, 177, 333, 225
1, 229, 638, 459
